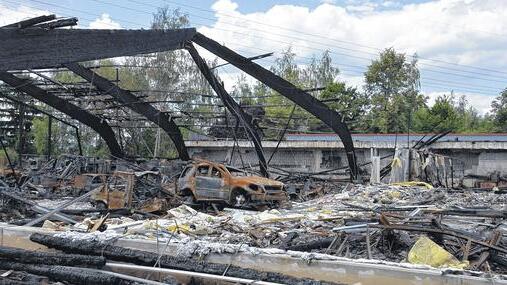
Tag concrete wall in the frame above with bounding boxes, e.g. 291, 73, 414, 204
186, 140, 507, 178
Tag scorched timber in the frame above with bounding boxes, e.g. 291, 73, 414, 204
0, 28, 196, 71
30, 233, 341, 285
0, 261, 133, 285
0, 246, 106, 268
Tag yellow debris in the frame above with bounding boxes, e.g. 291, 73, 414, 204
167, 224, 191, 234
387, 190, 401, 199
391, 157, 402, 168
390, 181, 433, 189
408, 236, 468, 269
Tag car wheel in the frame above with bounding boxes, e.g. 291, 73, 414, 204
231, 190, 249, 207
95, 201, 108, 210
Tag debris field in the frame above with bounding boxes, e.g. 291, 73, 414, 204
0, 154, 507, 284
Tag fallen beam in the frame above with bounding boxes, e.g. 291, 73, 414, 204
0, 261, 132, 285
0, 246, 106, 268
0, 187, 77, 224
24, 187, 101, 226
106, 262, 283, 285
30, 233, 335, 285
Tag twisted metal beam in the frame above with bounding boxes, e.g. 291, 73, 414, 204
0, 72, 124, 158
191, 33, 358, 179
65, 63, 190, 161
186, 43, 268, 177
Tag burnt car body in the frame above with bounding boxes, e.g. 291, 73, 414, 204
90, 171, 167, 212
176, 160, 287, 208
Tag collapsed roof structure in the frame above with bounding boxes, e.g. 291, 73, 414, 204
0, 15, 359, 180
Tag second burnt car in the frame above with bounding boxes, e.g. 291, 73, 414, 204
176, 160, 287, 208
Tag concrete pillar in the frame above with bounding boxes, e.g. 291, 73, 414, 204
312, 150, 322, 172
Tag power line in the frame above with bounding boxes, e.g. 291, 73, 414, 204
28, 0, 503, 83
16, 0, 507, 88
153, 0, 507, 76
4, 0, 503, 96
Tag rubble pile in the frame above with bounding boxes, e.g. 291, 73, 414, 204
21, 182, 507, 276
2, 154, 507, 282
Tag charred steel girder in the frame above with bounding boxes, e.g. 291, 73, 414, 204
64, 62, 190, 161
186, 43, 268, 177
0, 72, 124, 158
191, 33, 359, 179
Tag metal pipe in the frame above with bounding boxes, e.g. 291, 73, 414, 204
46, 116, 52, 160
106, 262, 283, 285
85, 268, 167, 285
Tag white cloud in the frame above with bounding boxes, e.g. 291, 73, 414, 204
212, 0, 239, 13
425, 91, 496, 115
88, 13, 121, 29
0, 4, 51, 27
197, 0, 507, 115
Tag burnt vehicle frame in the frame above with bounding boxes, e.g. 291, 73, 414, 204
176, 160, 287, 208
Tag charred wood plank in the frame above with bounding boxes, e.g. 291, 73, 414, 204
1, 15, 56, 29
0, 28, 196, 71
0, 261, 132, 285
0, 246, 106, 268
285, 237, 335, 251
30, 233, 338, 285
186, 43, 267, 176
33, 18, 78, 29
65, 63, 189, 160
191, 33, 358, 180
0, 72, 124, 158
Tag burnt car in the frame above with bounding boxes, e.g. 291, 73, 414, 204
176, 160, 287, 208
90, 171, 168, 213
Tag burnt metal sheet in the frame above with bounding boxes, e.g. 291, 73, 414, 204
0, 28, 196, 71
186, 43, 268, 177
0, 72, 124, 158
191, 33, 359, 179
65, 63, 190, 161
195, 176, 228, 200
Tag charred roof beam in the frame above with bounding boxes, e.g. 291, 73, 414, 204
186, 43, 268, 177
191, 33, 359, 180
64, 62, 190, 161
0, 28, 196, 71
0, 72, 124, 158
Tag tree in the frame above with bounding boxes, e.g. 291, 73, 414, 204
364, 48, 425, 133
263, 48, 342, 136
491, 89, 507, 132
319, 82, 370, 131
413, 94, 459, 133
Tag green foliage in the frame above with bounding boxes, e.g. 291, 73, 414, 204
413, 95, 458, 132
32, 117, 60, 155
491, 89, 507, 132
0, 147, 18, 166
320, 82, 370, 130
364, 48, 425, 133
412, 94, 494, 133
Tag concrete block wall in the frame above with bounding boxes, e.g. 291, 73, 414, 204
186, 140, 507, 179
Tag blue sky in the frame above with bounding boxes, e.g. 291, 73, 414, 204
0, 0, 436, 28
1, 0, 506, 114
